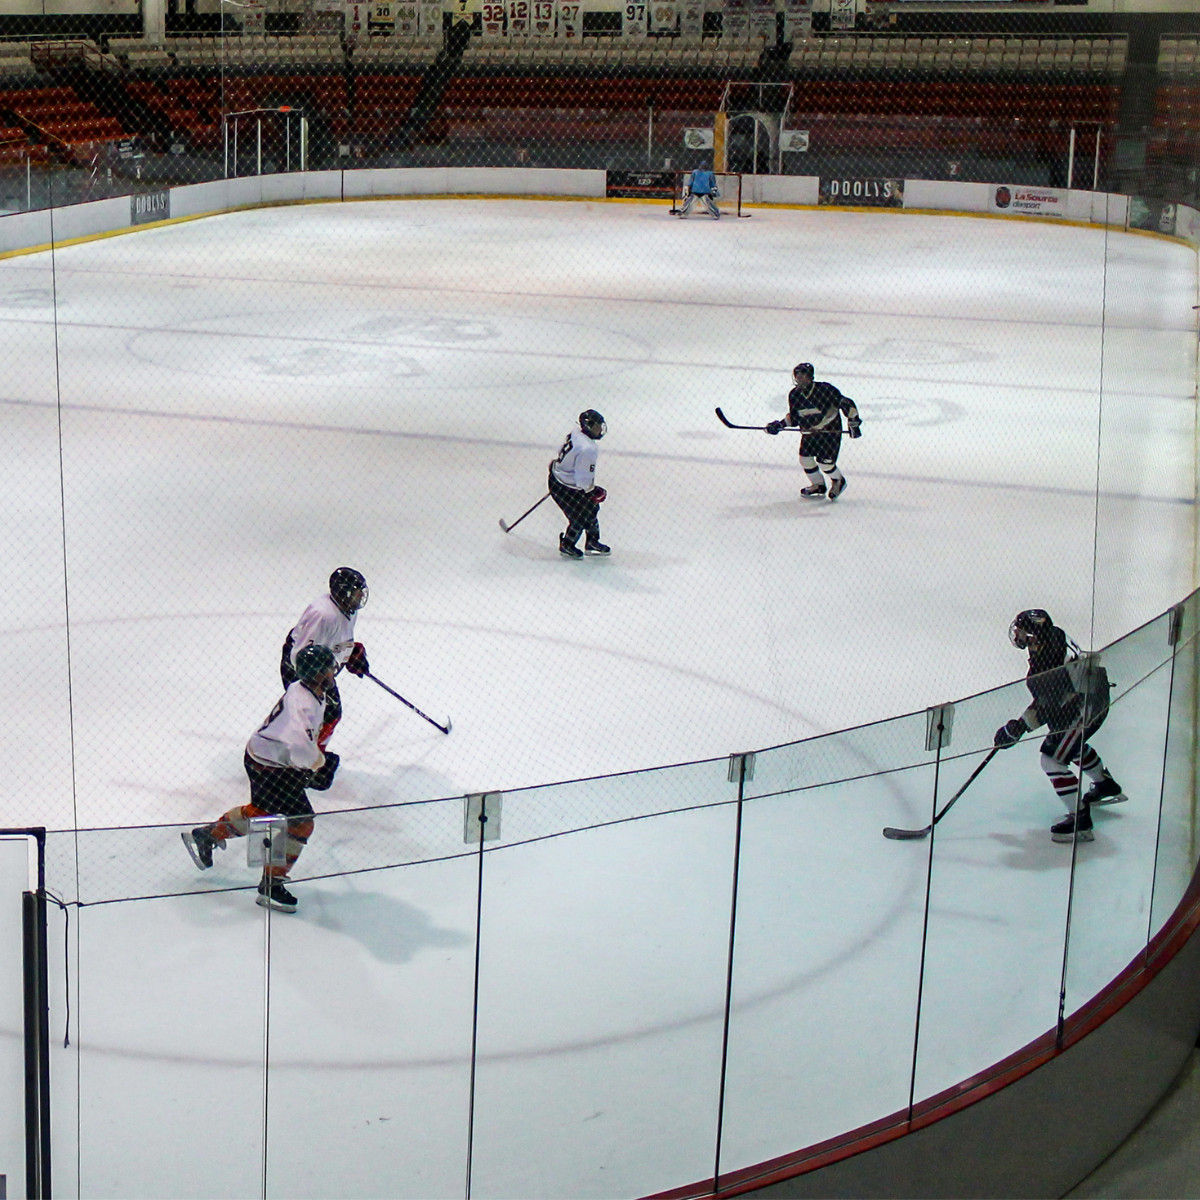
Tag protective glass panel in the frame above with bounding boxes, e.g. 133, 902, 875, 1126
1150, 595, 1200, 940
913, 676, 1073, 1105
719, 711, 932, 1174
1062, 612, 1175, 1017
468, 761, 735, 1199
71, 865, 268, 1199
264, 804, 476, 1199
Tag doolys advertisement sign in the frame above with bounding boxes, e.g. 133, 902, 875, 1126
820, 178, 903, 206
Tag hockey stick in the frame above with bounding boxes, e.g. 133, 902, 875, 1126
715, 407, 803, 432
499, 493, 550, 533
882, 747, 999, 841
366, 672, 451, 735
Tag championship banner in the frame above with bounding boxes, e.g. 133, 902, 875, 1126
780, 128, 809, 152
530, 0, 554, 35
392, 2, 419, 34
345, 0, 366, 39
680, 0, 702, 35
557, 0, 582, 38
623, 0, 648, 37
781, 0, 811, 40
749, 0, 774, 41
419, 0, 443, 35
242, 0, 267, 31
990, 185, 1065, 218
829, 0, 854, 31
683, 127, 714, 148
606, 169, 675, 198
368, 0, 398, 32
649, 0, 679, 34
482, 0, 506, 36
722, 0, 750, 41
820, 177, 903, 206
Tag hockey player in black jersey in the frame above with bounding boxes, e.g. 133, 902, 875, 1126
992, 609, 1126, 843
766, 363, 862, 500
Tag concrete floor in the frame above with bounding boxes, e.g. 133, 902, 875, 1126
1068, 1049, 1200, 1199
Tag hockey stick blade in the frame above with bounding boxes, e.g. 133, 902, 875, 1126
882, 825, 932, 841
498, 518, 512, 532
499, 493, 550, 534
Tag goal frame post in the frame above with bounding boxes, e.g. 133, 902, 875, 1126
669, 170, 749, 218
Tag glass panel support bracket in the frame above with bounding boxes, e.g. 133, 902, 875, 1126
246, 815, 289, 870
727, 752, 756, 783
925, 703, 955, 752
1169, 602, 1185, 646
465, 793, 503, 843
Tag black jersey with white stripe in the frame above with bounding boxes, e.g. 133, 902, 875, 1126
787, 380, 861, 432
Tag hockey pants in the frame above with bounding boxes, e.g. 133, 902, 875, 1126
549, 469, 600, 547
799, 430, 845, 489
280, 633, 342, 749
1040, 713, 1109, 812
206, 753, 320, 878
681, 192, 720, 218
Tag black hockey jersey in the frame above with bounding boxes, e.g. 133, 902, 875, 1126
787, 380, 861, 433
1024, 626, 1111, 732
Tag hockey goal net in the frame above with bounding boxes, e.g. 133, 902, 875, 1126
671, 172, 745, 218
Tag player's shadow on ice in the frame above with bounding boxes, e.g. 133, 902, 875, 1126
988, 829, 1120, 871
300, 887, 470, 964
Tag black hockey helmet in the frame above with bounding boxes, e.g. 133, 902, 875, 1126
294, 643, 337, 683
579, 409, 607, 440
1010, 609, 1054, 649
793, 362, 814, 384
329, 567, 368, 613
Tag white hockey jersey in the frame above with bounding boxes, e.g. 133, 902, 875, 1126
551, 428, 599, 492
247, 681, 326, 771
287, 593, 358, 668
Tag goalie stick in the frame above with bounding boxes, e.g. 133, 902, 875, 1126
366, 672, 452, 735
499, 493, 550, 533
882, 748, 999, 841
715, 407, 804, 432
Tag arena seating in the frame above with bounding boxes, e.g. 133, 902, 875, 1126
0, 86, 125, 159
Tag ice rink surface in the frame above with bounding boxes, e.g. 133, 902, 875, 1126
0, 198, 1196, 1198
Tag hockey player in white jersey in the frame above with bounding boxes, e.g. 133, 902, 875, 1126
182, 644, 342, 912
280, 567, 369, 750
549, 410, 610, 558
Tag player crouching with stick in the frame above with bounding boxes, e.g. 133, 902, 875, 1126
766, 363, 861, 500
679, 167, 721, 219
181, 644, 341, 913
550, 409, 610, 559
993, 609, 1125, 844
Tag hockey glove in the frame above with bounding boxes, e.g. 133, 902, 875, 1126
346, 642, 370, 677
591, 486, 607, 504
309, 751, 340, 791
765, 420, 786, 435
994, 718, 1028, 749
848, 421, 862, 439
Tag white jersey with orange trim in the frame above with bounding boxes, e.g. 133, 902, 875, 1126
550, 428, 599, 492
287, 593, 358, 669
247, 681, 326, 771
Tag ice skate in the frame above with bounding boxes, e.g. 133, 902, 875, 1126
1051, 807, 1094, 844
1084, 774, 1127, 806
800, 484, 827, 499
257, 878, 298, 913
559, 534, 583, 559
827, 477, 847, 501
584, 537, 611, 556
181, 826, 224, 871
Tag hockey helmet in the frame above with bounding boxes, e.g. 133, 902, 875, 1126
294, 643, 337, 683
579, 409, 607, 440
1010, 609, 1054, 649
793, 362, 815, 384
329, 567, 368, 613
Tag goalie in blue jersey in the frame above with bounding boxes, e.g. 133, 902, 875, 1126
680, 168, 721, 219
